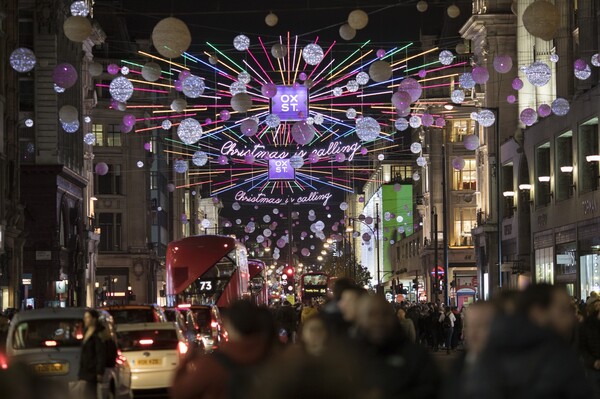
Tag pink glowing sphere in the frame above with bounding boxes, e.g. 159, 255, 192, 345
512, 77, 524, 90
53, 63, 78, 89
574, 58, 587, 71
240, 119, 259, 136
204, 118, 212, 124
493, 55, 513, 74
179, 70, 192, 80
244, 153, 255, 163
299, 72, 308, 81
418, 69, 427, 78
120, 123, 133, 133
421, 113, 434, 127
507, 94, 517, 104
435, 117, 446, 127
391, 91, 412, 111
95, 162, 109, 175
538, 104, 552, 118
122, 114, 136, 127
174, 80, 183, 92
471, 66, 490, 84
261, 83, 278, 98
144, 142, 151, 151
218, 155, 228, 165
107, 64, 119, 75
376, 49, 386, 58
335, 153, 346, 162
219, 109, 231, 121
167, 183, 175, 192
520, 108, 538, 126
308, 153, 319, 163
360, 147, 368, 155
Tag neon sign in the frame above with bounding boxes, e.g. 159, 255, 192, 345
234, 190, 333, 206
220, 140, 361, 162
270, 85, 309, 121
268, 159, 295, 180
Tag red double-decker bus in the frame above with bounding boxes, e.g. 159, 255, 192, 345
248, 259, 269, 306
166, 235, 250, 308
299, 272, 330, 304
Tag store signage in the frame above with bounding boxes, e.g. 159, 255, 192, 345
22, 273, 32, 286
234, 190, 333, 206
270, 85, 308, 121
582, 199, 597, 215
220, 140, 362, 162
268, 159, 295, 180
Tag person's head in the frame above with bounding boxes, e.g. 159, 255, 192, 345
463, 302, 496, 356
331, 278, 355, 302
222, 300, 265, 341
517, 284, 575, 339
356, 295, 396, 345
338, 286, 366, 323
84, 309, 100, 329
494, 290, 521, 316
300, 315, 329, 357
396, 308, 406, 320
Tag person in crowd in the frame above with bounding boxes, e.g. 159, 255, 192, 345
442, 301, 496, 399
469, 284, 594, 398
579, 301, 600, 395
352, 295, 440, 399
439, 305, 456, 354
171, 301, 276, 399
274, 300, 297, 344
294, 314, 330, 358
427, 304, 441, 351
337, 286, 367, 338
78, 309, 107, 399
321, 278, 355, 336
450, 306, 463, 349
300, 298, 319, 326
396, 307, 416, 343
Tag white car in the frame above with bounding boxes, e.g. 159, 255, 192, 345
6, 308, 132, 399
116, 322, 188, 391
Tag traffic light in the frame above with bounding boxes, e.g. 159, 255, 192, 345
412, 278, 418, 290
283, 266, 295, 296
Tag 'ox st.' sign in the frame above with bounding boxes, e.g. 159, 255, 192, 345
270, 85, 309, 121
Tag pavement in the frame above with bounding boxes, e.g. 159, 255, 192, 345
430, 348, 462, 374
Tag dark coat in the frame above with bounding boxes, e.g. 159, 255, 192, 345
78, 328, 107, 383
579, 316, 600, 370
469, 315, 593, 399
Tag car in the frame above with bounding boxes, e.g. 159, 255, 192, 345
6, 307, 132, 399
100, 305, 167, 324
116, 322, 188, 392
177, 304, 226, 351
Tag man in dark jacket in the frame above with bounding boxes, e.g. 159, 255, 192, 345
579, 301, 600, 395
351, 295, 440, 399
79, 309, 107, 399
469, 284, 593, 399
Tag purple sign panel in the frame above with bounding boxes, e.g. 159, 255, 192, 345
270, 85, 309, 121
268, 159, 295, 180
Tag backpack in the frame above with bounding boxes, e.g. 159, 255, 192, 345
442, 313, 453, 329
212, 351, 261, 399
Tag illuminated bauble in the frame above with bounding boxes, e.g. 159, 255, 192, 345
229, 81, 247, 96
574, 63, 591, 80
24, 119, 34, 127
512, 77, 524, 90
340, 202, 349, 211
230, 93, 253, 112
303, 44, 324, 65
62, 120, 80, 133
182, 75, 206, 98
520, 108, 538, 126
525, 61, 552, 87
362, 233, 371, 242
455, 42, 467, 54
348, 9, 369, 30
314, 114, 324, 125
122, 114, 136, 127
333, 87, 343, 97
171, 99, 187, 113
301, 248, 310, 256
265, 12, 278, 27
369, 60, 392, 82
59, 105, 78, 123
88, 62, 102, 77
336, 153, 346, 163
237, 72, 251, 85
290, 155, 304, 169
416, 156, 427, 167
265, 114, 281, 128
346, 108, 357, 119
292, 121, 316, 145
174, 159, 188, 174
166, 183, 175, 193
421, 113, 434, 127
395, 118, 409, 131
120, 123, 133, 134
522, 0, 560, 41
356, 72, 369, 85
95, 162, 109, 176
10, 48, 36, 73
416, 1, 428, 12
439, 50, 454, 65
478, 109, 496, 127
339, 24, 356, 40
218, 155, 228, 165
409, 115, 422, 128
346, 80, 359, 92
117, 102, 127, 111
538, 104, 552, 118
120, 66, 130, 75
244, 153, 255, 164
356, 117, 381, 142
451, 89, 465, 104
70, 1, 89, 16
261, 83, 277, 98
83, 133, 96, 145
53, 63, 78, 89
391, 91, 412, 111
177, 118, 203, 144
470, 112, 479, 121
549, 53, 559, 63
63, 16, 92, 42
141, 62, 161, 82
136, 161, 144, 168
452, 157, 466, 170
447, 4, 460, 18
161, 120, 172, 130
464, 134, 480, 150
188, 151, 208, 167
435, 117, 446, 128
308, 153, 319, 163
471, 66, 489, 84
240, 119, 259, 137
551, 98, 570, 116
592, 54, 600, 67
151, 17, 191, 58
398, 78, 422, 102
493, 55, 513, 73
107, 64, 119, 75
109, 76, 133, 102
459, 72, 476, 89
219, 110, 231, 121
271, 43, 287, 59
233, 35, 250, 51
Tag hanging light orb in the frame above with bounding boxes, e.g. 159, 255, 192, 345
520, 108, 538, 126
261, 83, 278, 98
290, 155, 304, 169
63, 16, 92, 42
141, 62, 161, 82
478, 109, 496, 127
355, 117, 380, 142
452, 157, 466, 170
455, 43, 467, 54
308, 152, 319, 163
24, 119, 34, 127
302, 43, 324, 65
70, 1, 90, 16
346, 108, 357, 119
244, 153, 255, 164
398, 78, 422, 102
218, 155, 228, 165
314, 114, 324, 125
391, 91, 412, 111
574, 63, 592, 80
451, 89, 465, 104
447, 4, 460, 18
170, 98, 187, 113
346, 80, 359, 92
107, 64, 119, 75
161, 120, 172, 130
421, 113, 434, 127
83, 133, 96, 145
53, 63, 78, 89
88, 62, 102, 77
512, 77, 524, 90
412, 172, 421, 181
472, 66, 490, 84
230, 92, 253, 112
395, 118, 409, 131
356, 72, 369, 85
174, 159, 188, 174
538, 104, 552, 118
122, 114, 136, 127
339, 24, 356, 41
439, 50, 454, 65
10, 48, 37, 73
335, 153, 346, 163
271, 43, 287, 59
525, 61, 552, 87
416, 156, 427, 167
332, 87, 343, 97
435, 117, 446, 127
240, 119, 259, 137
95, 162, 109, 176
151, 17, 191, 58
229, 81, 247, 96
416, 1, 428, 12
348, 9, 369, 30
409, 115, 422, 128
62, 120, 80, 133
292, 121, 316, 145
237, 71, 251, 84
340, 202, 349, 211
265, 12, 278, 27
109, 76, 133, 102
265, 114, 281, 128
182, 75, 206, 98
177, 118, 203, 145
464, 134, 480, 150
551, 98, 570, 116
59, 105, 78, 123
192, 151, 208, 166
591, 54, 600, 67
219, 110, 231, 121
459, 72, 476, 89
369, 60, 392, 82
522, 0, 560, 41
233, 35, 250, 51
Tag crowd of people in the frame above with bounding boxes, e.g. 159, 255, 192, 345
172, 280, 600, 399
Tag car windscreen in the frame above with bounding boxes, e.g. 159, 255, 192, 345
191, 308, 212, 331
12, 318, 84, 349
118, 329, 179, 351
107, 309, 155, 324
